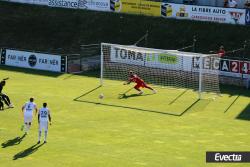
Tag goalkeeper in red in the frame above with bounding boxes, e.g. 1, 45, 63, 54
124, 71, 156, 95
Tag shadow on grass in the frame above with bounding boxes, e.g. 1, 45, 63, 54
73, 86, 101, 100
0, 65, 62, 77
63, 70, 100, 80
224, 95, 240, 113
186, 99, 212, 113
168, 89, 188, 105
13, 143, 44, 160
218, 85, 250, 114
74, 86, 201, 116
118, 93, 154, 99
1, 134, 26, 148
220, 85, 250, 98
74, 99, 182, 116
80, 70, 99, 78
236, 103, 250, 121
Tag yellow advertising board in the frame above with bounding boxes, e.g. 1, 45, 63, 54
110, 0, 161, 17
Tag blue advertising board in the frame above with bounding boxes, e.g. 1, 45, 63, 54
246, 9, 250, 25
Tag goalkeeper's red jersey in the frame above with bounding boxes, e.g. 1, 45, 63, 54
129, 74, 144, 84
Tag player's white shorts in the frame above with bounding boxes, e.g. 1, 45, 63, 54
39, 121, 48, 131
24, 114, 33, 123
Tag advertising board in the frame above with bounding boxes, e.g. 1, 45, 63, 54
161, 3, 246, 25
1, 49, 66, 72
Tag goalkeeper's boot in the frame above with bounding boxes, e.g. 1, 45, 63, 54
138, 91, 144, 95
152, 89, 157, 94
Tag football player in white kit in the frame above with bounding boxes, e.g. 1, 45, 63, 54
22, 97, 38, 134
38, 102, 51, 144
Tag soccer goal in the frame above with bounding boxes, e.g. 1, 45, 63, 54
100, 43, 220, 100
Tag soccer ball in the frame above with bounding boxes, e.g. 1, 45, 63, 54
99, 93, 104, 99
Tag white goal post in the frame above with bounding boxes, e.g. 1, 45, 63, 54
100, 43, 220, 99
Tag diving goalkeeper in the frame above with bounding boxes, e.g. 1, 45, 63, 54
124, 71, 156, 95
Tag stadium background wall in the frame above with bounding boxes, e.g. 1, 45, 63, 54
0, 1, 249, 56
0, 1, 250, 87
4, 0, 249, 26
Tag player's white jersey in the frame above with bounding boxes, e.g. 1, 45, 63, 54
39, 107, 50, 122
23, 102, 37, 116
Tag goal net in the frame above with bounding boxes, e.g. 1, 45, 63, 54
100, 43, 220, 99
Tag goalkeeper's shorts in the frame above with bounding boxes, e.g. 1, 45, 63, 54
135, 82, 147, 89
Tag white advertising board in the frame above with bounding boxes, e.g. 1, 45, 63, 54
7, 0, 48, 5
161, 3, 246, 25
192, 56, 250, 78
7, 0, 33, 4
107, 44, 250, 78
109, 45, 186, 71
79, 0, 110, 11
48, 0, 79, 9
32, 0, 48, 5
1, 49, 66, 72
47, 0, 110, 10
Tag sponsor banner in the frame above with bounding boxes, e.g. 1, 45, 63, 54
246, 9, 250, 25
161, 3, 245, 25
48, 0, 110, 11
6, 0, 249, 25
109, 45, 186, 71
108, 44, 250, 78
1, 49, 66, 72
192, 56, 221, 75
78, 0, 110, 11
48, 0, 79, 9
7, 0, 48, 5
7, 0, 34, 4
110, 0, 161, 16
32, 0, 48, 5
192, 56, 250, 78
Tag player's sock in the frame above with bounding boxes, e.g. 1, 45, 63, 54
24, 124, 28, 133
38, 131, 41, 142
21, 124, 24, 131
44, 131, 48, 142
9, 103, 14, 108
27, 124, 30, 131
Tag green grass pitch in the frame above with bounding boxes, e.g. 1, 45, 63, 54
0, 66, 250, 167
